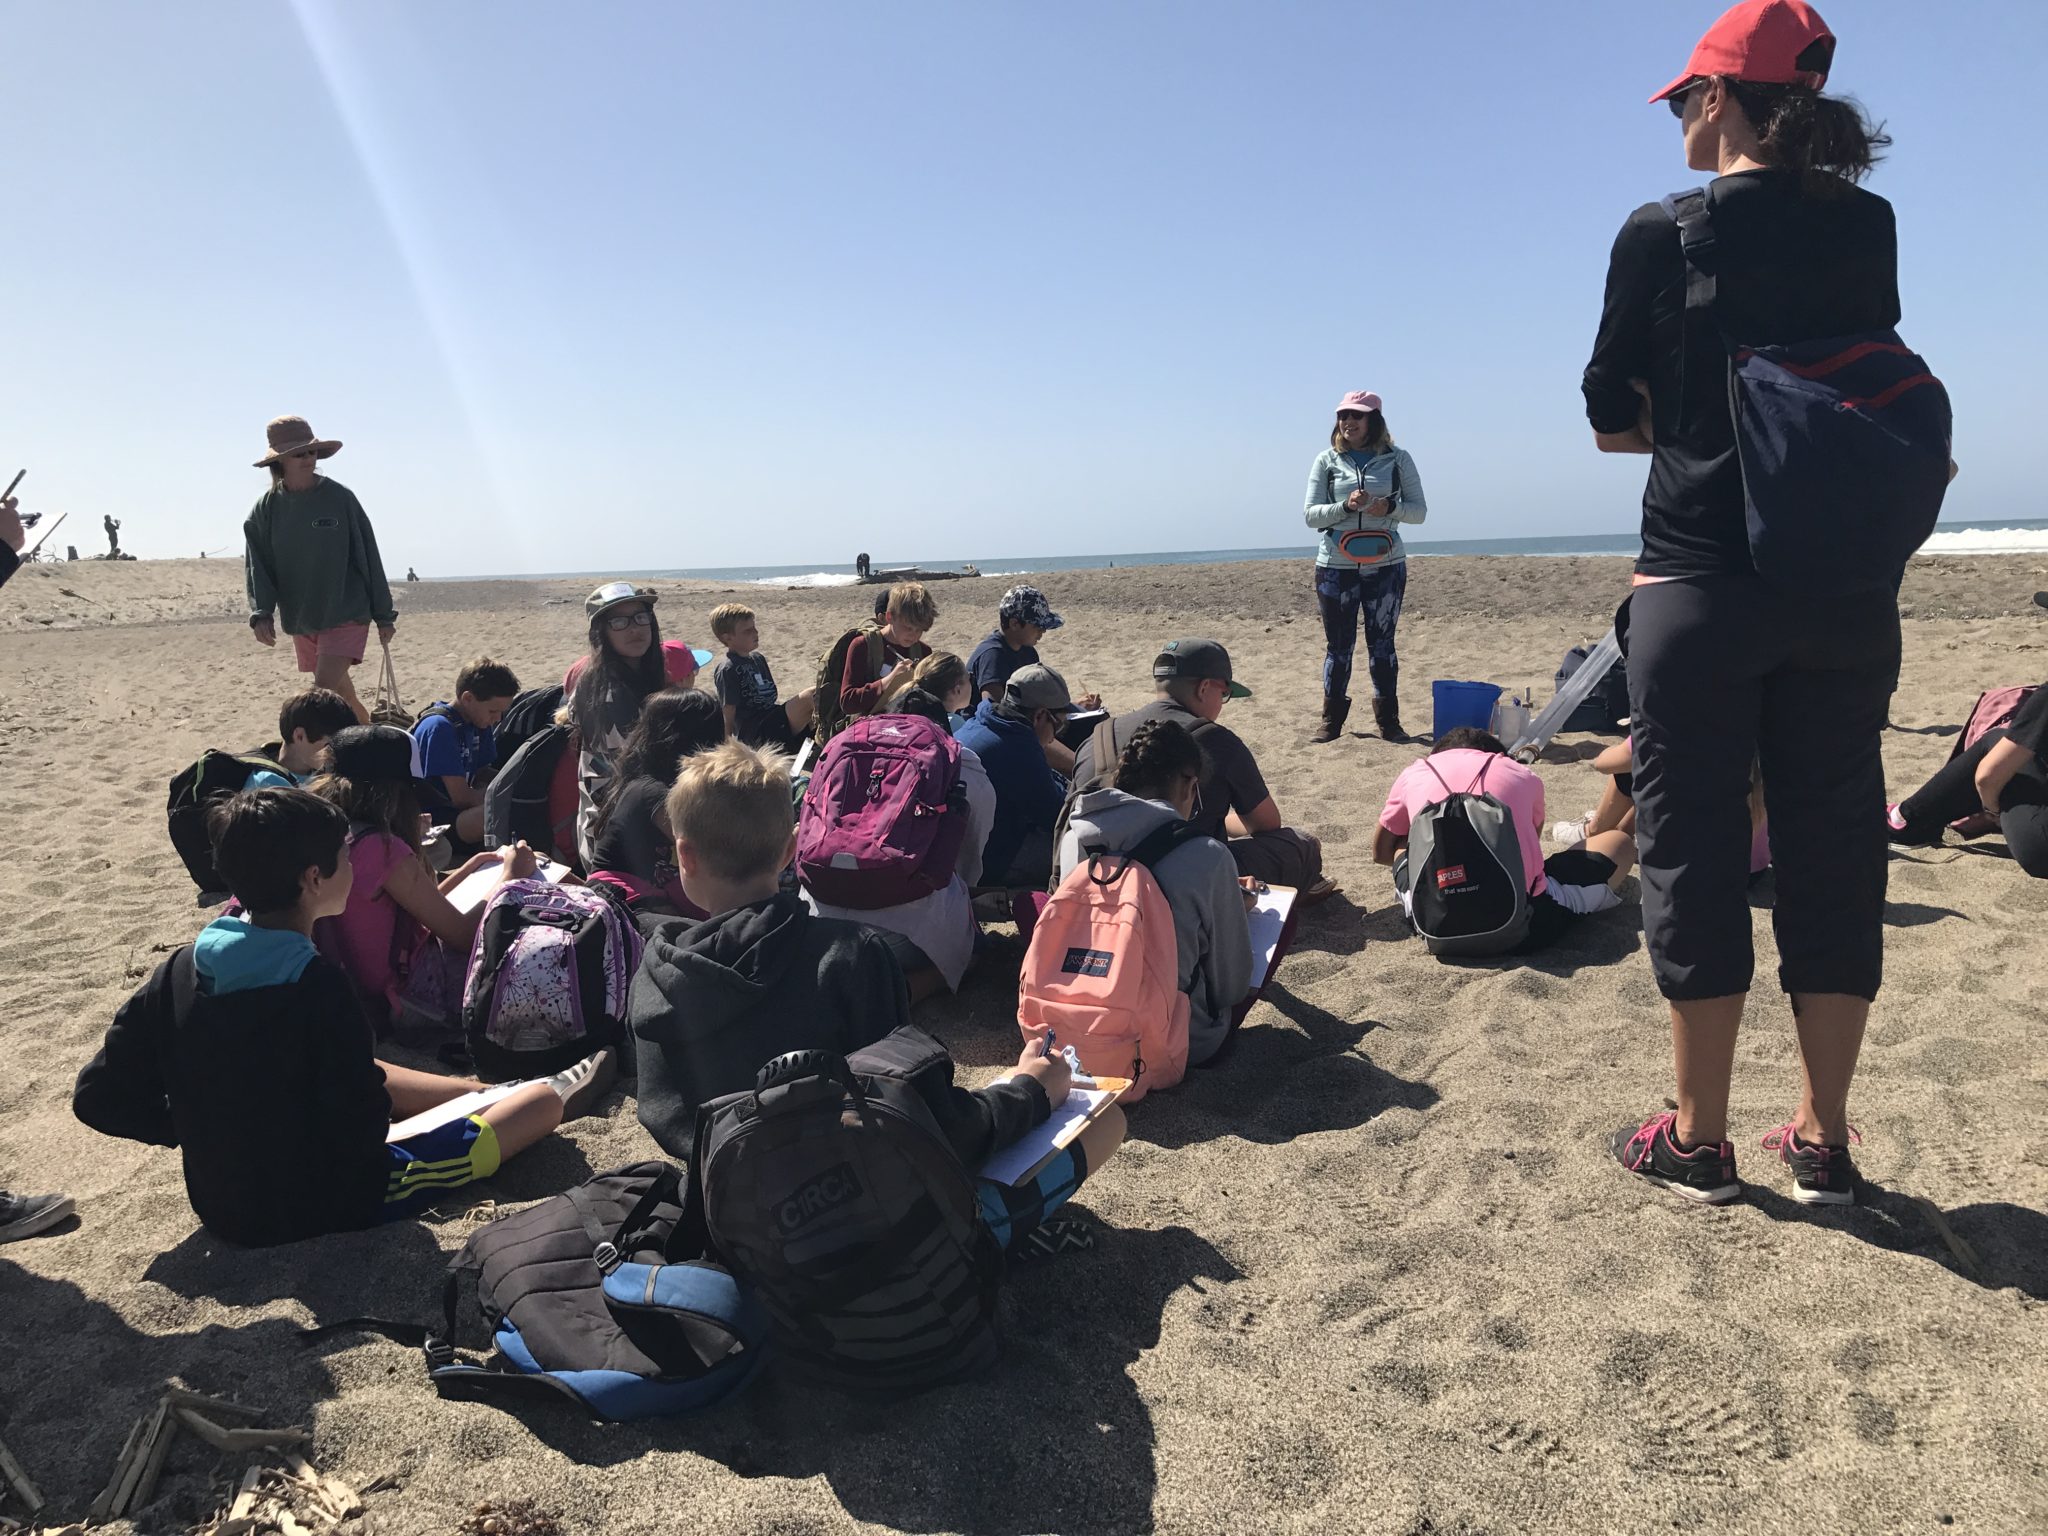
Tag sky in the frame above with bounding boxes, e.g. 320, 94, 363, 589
5, 0, 2043, 575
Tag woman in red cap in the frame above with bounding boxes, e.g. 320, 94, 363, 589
1303, 390, 1428, 743
1586, 1, 1910, 1208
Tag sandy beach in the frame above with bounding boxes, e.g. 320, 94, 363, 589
2, 551, 2044, 1535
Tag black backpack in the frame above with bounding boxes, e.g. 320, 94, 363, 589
166, 746, 285, 896
483, 721, 574, 860
306, 1161, 768, 1422
493, 684, 564, 764
1554, 644, 1630, 735
1048, 713, 1125, 891
694, 1027, 1002, 1396
1403, 757, 1531, 958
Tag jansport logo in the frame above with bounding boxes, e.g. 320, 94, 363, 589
774, 1162, 864, 1234
1435, 865, 1468, 891
1061, 948, 1113, 977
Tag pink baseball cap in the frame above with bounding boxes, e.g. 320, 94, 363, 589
1648, 0, 1834, 104
1336, 390, 1383, 416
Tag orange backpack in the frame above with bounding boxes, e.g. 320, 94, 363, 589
1016, 820, 1200, 1103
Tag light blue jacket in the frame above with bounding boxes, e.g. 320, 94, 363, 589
1304, 445, 1428, 567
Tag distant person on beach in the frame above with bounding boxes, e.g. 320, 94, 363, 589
856, 552, 871, 579
406, 567, 419, 582
1070, 640, 1331, 897
1303, 390, 1429, 743
0, 489, 26, 591
813, 581, 937, 745
1058, 719, 1255, 1067
103, 515, 121, 558
707, 602, 817, 753
588, 688, 727, 915
243, 416, 397, 728
73, 787, 610, 1248
566, 582, 670, 866
1587, 0, 1908, 1206
1889, 684, 2048, 876
1375, 727, 1638, 953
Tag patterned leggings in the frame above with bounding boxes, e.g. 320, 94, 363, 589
1315, 560, 1407, 701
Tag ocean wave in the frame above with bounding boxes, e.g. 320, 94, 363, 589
1917, 528, 2048, 556
750, 571, 863, 588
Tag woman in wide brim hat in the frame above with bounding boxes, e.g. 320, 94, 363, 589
1302, 390, 1429, 744
242, 414, 398, 726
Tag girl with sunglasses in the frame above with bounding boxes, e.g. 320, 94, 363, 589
568, 581, 672, 866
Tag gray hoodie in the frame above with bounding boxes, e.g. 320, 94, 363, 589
1057, 788, 1254, 1065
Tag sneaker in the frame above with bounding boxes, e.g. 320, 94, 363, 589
1610, 1112, 1740, 1205
1885, 804, 1942, 848
1549, 815, 1592, 848
0, 1190, 75, 1243
1760, 1123, 1862, 1206
546, 1049, 618, 1121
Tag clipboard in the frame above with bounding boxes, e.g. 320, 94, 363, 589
386, 1081, 527, 1142
1246, 884, 1297, 991
978, 1072, 1129, 1187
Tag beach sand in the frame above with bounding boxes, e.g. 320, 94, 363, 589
2, 552, 2044, 1535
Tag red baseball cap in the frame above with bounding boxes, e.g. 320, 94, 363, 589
1649, 0, 1835, 104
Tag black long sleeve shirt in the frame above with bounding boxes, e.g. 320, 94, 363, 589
1583, 169, 1901, 578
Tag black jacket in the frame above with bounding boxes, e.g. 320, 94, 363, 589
629, 893, 1046, 1164
74, 948, 393, 1247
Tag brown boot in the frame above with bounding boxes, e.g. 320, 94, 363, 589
1373, 693, 1405, 742
1311, 696, 1350, 744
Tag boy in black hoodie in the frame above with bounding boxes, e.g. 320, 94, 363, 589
629, 741, 1123, 1248
74, 789, 612, 1247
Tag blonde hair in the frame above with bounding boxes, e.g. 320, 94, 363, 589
708, 602, 755, 642
911, 651, 967, 699
664, 740, 794, 883
1330, 409, 1395, 454
886, 582, 939, 629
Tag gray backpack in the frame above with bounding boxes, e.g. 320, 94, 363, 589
1401, 757, 1530, 957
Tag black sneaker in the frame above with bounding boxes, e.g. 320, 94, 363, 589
1760, 1123, 1861, 1206
1885, 804, 1942, 848
0, 1190, 75, 1243
1610, 1113, 1740, 1205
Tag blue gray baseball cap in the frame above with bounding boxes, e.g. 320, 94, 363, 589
998, 584, 1063, 631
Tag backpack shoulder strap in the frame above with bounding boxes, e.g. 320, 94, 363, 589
1420, 758, 1455, 800
1126, 817, 1203, 872
1660, 187, 1718, 317
863, 627, 885, 677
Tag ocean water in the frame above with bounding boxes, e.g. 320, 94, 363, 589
625, 518, 2048, 588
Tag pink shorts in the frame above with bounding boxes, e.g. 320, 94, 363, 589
293, 622, 371, 673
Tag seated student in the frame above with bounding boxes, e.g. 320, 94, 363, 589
1058, 720, 1254, 1066
72, 788, 611, 1248
246, 687, 360, 790
567, 582, 672, 865
822, 582, 938, 739
1554, 737, 1771, 881
412, 656, 521, 849
1374, 727, 1637, 951
627, 741, 1122, 1250
306, 724, 536, 1024
954, 664, 1081, 890
803, 685, 993, 1003
1889, 682, 2048, 876
893, 650, 976, 738
587, 689, 726, 916
969, 585, 1102, 775
1071, 639, 1330, 895
707, 602, 817, 753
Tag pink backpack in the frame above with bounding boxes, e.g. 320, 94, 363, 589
1950, 686, 2038, 760
796, 714, 968, 910
1016, 821, 1199, 1103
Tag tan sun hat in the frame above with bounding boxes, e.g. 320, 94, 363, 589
254, 415, 343, 467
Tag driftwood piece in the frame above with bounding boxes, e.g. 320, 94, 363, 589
86, 1410, 149, 1523
110, 1401, 175, 1517
0, 1433, 44, 1515
132, 1398, 183, 1512
1911, 1195, 1986, 1282
163, 1386, 266, 1423
228, 1464, 265, 1521
173, 1408, 311, 1454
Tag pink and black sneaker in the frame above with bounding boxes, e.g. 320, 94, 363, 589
1610, 1112, 1740, 1205
1760, 1123, 1862, 1206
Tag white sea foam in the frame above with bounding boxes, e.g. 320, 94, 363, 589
750, 571, 863, 588
1916, 528, 2048, 556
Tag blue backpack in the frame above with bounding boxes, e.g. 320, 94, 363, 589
1663, 188, 1952, 595
308, 1162, 768, 1421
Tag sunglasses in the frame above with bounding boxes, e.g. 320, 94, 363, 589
602, 610, 655, 631
1336, 411, 1367, 423
1667, 80, 1701, 119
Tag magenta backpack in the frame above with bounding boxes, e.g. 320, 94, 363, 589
1950, 686, 2038, 760
796, 714, 968, 910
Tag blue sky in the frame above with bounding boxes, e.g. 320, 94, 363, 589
5, 1, 2041, 575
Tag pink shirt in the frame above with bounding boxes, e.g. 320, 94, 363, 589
1380, 749, 1549, 895
318, 828, 425, 1013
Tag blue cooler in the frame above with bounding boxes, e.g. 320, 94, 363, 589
1431, 680, 1502, 739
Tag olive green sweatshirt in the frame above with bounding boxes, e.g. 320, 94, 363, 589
243, 476, 397, 634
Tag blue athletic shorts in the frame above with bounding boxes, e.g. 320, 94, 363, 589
975, 1143, 1087, 1252
382, 1114, 502, 1220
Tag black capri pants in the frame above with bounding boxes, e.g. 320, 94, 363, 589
1623, 574, 1900, 1002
